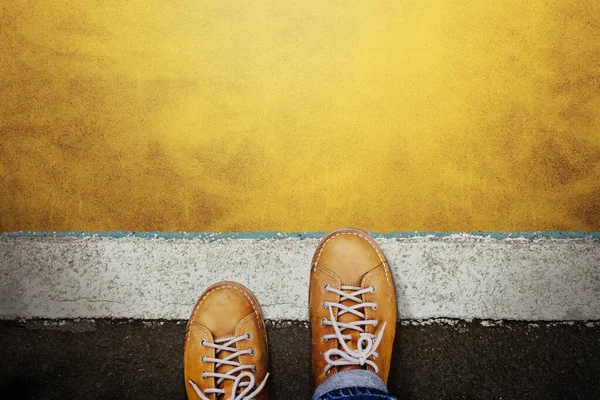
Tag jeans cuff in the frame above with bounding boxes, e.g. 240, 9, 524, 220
312, 370, 388, 400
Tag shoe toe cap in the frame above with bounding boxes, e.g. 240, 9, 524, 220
314, 229, 386, 285
189, 283, 257, 337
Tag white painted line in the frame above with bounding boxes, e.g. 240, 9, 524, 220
1, 235, 598, 320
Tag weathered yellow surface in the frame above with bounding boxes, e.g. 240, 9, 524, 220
1, 0, 599, 232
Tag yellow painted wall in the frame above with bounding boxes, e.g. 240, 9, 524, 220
1, 0, 599, 232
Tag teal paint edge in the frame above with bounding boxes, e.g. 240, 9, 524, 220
1, 231, 599, 241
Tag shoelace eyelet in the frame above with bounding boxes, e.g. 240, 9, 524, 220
322, 336, 328, 343
322, 301, 328, 308
191, 334, 269, 399
321, 318, 327, 326
200, 339, 206, 346
245, 332, 252, 340
323, 284, 330, 291
320, 285, 387, 377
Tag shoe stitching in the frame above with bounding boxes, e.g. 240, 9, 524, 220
316, 264, 341, 283
314, 266, 341, 358
185, 284, 262, 351
184, 320, 212, 353
236, 312, 261, 367
314, 231, 391, 287
184, 323, 215, 394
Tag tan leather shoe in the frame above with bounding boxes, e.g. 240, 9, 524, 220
309, 228, 397, 388
184, 282, 269, 400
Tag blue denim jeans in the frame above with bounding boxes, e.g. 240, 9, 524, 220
313, 370, 397, 400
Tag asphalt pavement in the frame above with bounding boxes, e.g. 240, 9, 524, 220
1, 320, 599, 399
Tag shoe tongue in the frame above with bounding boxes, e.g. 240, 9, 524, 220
336, 286, 365, 372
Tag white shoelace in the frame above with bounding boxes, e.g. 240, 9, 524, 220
188, 334, 269, 400
322, 285, 387, 376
